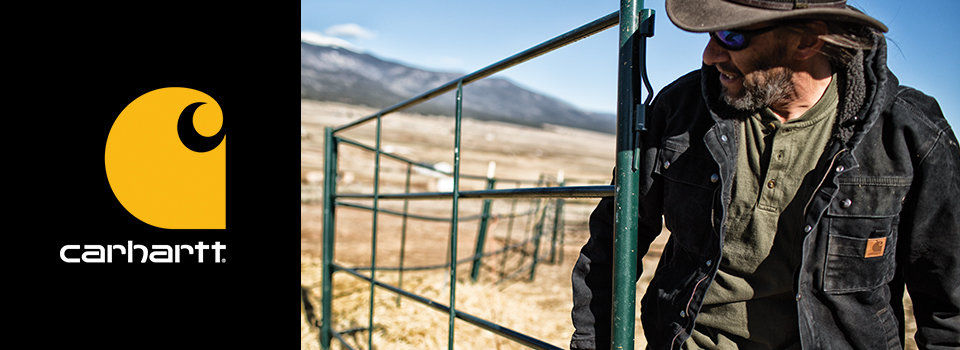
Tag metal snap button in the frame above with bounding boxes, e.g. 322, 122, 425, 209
835, 165, 845, 173
841, 198, 852, 208
803, 225, 812, 233
710, 174, 719, 183
680, 311, 686, 318
767, 179, 776, 188
663, 160, 671, 169
720, 135, 728, 142
705, 260, 713, 267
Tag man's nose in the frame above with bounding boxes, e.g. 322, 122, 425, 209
702, 37, 729, 66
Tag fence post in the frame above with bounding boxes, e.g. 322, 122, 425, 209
320, 127, 338, 350
470, 162, 497, 282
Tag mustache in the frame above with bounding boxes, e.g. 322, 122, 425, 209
715, 63, 742, 76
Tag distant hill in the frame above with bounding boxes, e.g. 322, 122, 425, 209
300, 42, 615, 134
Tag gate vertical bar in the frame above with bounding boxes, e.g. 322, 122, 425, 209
470, 162, 497, 282
498, 184, 519, 280
612, 1, 643, 349
397, 163, 412, 306
448, 80, 465, 349
320, 127, 338, 350
558, 193, 567, 265
367, 114, 383, 349
549, 170, 564, 264
528, 199, 550, 281
525, 175, 545, 245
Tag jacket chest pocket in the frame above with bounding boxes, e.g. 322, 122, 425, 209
656, 140, 720, 254
821, 177, 911, 294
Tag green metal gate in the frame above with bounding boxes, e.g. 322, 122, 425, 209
315, 2, 655, 349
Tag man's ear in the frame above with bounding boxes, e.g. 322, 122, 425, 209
794, 21, 828, 60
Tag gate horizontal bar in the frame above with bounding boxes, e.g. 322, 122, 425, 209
337, 185, 614, 200
336, 136, 543, 184
332, 263, 563, 350
562, 199, 605, 205
337, 136, 485, 181
345, 234, 533, 272
336, 201, 539, 222
333, 11, 619, 133
337, 201, 481, 222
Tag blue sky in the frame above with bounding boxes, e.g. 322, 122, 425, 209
301, 1, 959, 129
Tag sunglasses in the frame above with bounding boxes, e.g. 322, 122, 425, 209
709, 26, 778, 51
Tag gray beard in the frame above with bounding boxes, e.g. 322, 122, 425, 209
722, 68, 795, 112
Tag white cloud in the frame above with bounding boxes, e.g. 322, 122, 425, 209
324, 23, 377, 40
300, 31, 362, 52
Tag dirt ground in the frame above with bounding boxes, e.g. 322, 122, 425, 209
300, 100, 917, 349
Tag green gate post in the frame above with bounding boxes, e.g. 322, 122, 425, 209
470, 162, 497, 282
612, 1, 653, 349
320, 127, 338, 350
613, 1, 641, 349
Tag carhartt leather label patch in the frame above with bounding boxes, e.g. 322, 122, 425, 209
865, 237, 886, 258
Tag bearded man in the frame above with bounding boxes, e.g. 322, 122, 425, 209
571, 1, 960, 349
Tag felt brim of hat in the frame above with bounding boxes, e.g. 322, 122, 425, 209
665, 0, 888, 33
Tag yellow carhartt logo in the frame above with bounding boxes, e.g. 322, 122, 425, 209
105, 87, 225, 229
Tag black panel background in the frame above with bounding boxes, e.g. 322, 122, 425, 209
11, 3, 291, 346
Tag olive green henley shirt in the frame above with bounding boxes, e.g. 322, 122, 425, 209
687, 74, 839, 350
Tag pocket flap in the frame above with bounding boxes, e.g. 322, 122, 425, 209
657, 143, 717, 190
827, 232, 893, 258
827, 177, 911, 217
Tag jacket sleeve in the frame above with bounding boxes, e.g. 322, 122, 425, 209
570, 107, 666, 350
899, 101, 960, 348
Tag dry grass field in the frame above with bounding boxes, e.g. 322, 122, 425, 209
300, 100, 917, 349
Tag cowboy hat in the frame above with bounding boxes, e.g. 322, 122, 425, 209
665, 0, 888, 33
